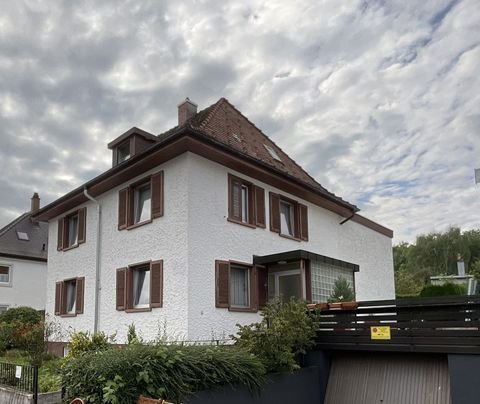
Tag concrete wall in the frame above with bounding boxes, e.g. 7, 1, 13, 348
186, 153, 395, 340
0, 387, 61, 404
46, 151, 394, 343
0, 257, 46, 310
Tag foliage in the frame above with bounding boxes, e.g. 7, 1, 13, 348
0, 306, 42, 325
62, 344, 265, 403
38, 356, 63, 392
127, 323, 143, 345
393, 228, 480, 296
328, 277, 355, 303
419, 283, 466, 297
67, 331, 115, 358
232, 298, 315, 373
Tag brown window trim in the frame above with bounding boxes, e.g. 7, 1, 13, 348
55, 276, 85, 317
227, 174, 266, 229
116, 259, 163, 312
118, 171, 164, 231
57, 207, 87, 252
216, 259, 258, 313
269, 192, 308, 241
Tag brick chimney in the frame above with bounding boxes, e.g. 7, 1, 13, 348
31, 192, 40, 214
178, 98, 197, 126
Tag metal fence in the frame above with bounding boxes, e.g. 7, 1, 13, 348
0, 361, 38, 401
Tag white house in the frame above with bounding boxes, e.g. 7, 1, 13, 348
35, 98, 395, 347
0, 193, 48, 312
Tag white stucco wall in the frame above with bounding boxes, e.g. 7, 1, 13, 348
186, 153, 395, 340
0, 257, 47, 310
45, 151, 394, 343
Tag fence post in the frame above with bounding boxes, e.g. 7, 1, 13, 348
32, 365, 39, 404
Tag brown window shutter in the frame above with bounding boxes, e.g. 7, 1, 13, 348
76, 277, 85, 314
116, 268, 127, 310
118, 188, 129, 230
57, 218, 64, 251
254, 186, 265, 228
256, 265, 268, 308
126, 268, 134, 309
250, 266, 258, 311
269, 193, 280, 233
228, 176, 242, 221
61, 281, 68, 315
299, 204, 309, 241
151, 171, 164, 219
150, 260, 163, 308
55, 282, 62, 315
78, 207, 87, 244
215, 260, 230, 308
293, 203, 301, 239
304, 260, 312, 302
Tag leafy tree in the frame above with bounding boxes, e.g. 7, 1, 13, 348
328, 277, 355, 302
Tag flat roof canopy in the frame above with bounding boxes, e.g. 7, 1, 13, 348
253, 249, 359, 272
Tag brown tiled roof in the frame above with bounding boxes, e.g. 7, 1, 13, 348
176, 98, 356, 210
0, 212, 48, 261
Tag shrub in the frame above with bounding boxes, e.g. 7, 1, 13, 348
419, 283, 466, 297
232, 298, 315, 373
67, 331, 114, 358
328, 277, 355, 302
0, 306, 42, 326
62, 344, 265, 403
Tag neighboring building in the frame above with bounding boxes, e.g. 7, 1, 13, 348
35, 98, 395, 345
0, 193, 48, 312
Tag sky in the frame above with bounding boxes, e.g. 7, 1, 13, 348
0, 0, 479, 244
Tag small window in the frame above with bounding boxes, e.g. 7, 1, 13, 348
65, 279, 77, 314
134, 183, 151, 224
132, 265, 150, 308
16, 231, 29, 241
66, 213, 79, 248
241, 185, 249, 223
264, 144, 282, 162
0, 305, 8, 313
57, 208, 86, 251
230, 265, 250, 308
0, 265, 10, 285
227, 174, 266, 228
280, 200, 294, 236
117, 141, 131, 164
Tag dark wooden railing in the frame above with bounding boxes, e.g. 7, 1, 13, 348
311, 295, 480, 354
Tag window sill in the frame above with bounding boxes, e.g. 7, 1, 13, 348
228, 306, 258, 313
0, 283, 12, 287
227, 218, 256, 229
126, 219, 153, 231
62, 243, 79, 252
125, 307, 152, 313
60, 313, 77, 318
279, 233, 301, 242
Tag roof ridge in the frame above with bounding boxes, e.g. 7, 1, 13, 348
195, 97, 226, 130
0, 212, 29, 238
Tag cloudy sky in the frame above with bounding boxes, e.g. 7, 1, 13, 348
0, 0, 479, 243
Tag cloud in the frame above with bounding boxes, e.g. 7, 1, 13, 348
0, 0, 479, 245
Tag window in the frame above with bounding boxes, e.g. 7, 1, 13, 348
54, 277, 85, 316
310, 261, 355, 303
57, 207, 86, 251
16, 231, 29, 241
268, 270, 302, 302
118, 171, 164, 230
116, 260, 163, 311
227, 174, 265, 228
230, 265, 250, 308
117, 141, 131, 164
215, 260, 257, 312
0, 265, 11, 285
134, 183, 151, 224
264, 144, 282, 162
269, 192, 308, 241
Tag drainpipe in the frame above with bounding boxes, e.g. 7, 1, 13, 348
83, 187, 102, 334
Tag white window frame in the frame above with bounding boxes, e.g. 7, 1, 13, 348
133, 183, 152, 225
280, 200, 295, 237
241, 185, 249, 223
230, 265, 250, 308
65, 213, 79, 248
64, 279, 77, 314
132, 265, 151, 308
0, 263, 12, 287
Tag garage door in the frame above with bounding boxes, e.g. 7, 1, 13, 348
325, 353, 451, 404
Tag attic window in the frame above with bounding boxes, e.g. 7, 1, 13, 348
117, 141, 131, 164
16, 231, 29, 241
264, 144, 282, 162
232, 133, 242, 142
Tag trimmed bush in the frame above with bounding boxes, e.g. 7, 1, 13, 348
0, 306, 42, 325
419, 283, 466, 297
233, 298, 315, 373
67, 331, 114, 358
62, 344, 265, 403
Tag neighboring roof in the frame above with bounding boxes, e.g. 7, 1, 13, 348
34, 97, 392, 237
107, 126, 158, 149
0, 212, 48, 261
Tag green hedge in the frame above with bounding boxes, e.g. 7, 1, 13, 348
62, 344, 265, 403
419, 283, 466, 297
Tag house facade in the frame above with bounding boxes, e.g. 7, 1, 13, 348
0, 193, 48, 312
36, 98, 395, 344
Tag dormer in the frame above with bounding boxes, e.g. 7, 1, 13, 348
108, 127, 158, 167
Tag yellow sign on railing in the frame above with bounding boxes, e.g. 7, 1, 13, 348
370, 326, 391, 340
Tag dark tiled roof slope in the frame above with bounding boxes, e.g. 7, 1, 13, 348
177, 97, 356, 210
0, 213, 48, 260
